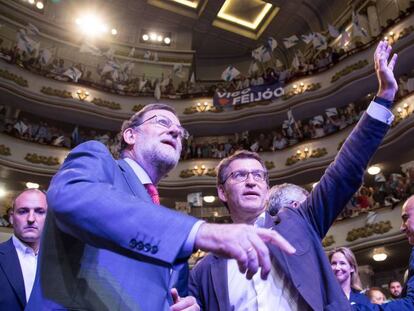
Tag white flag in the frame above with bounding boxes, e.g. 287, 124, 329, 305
79, 42, 102, 56
248, 61, 259, 75
128, 47, 135, 57
312, 115, 324, 125
291, 54, 300, 69
287, 109, 295, 126
352, 11, 368, 37
221, 65, 240, 82
173, 64, 184, 78
102, 47, 115, 60
154, 82, 161, 100
25, 23, 40, 36
312, 32, 327, 51
16, 30, 39, 54
301, 33, 315, 44
63, 67, 82, 82
283, 35, 299, 49
190, 72, 195, 84
325, 107, 338, 117
328, 24, 340, 38
39, 48, 52, 65
266, 37, 278, 51
143, 50, 151, 59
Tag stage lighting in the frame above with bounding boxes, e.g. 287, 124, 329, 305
111, 28, 118, 35
36, 1, 44, 9
164, 37, 171, 44
149, 33, 157, 41
157, 35, 163, 42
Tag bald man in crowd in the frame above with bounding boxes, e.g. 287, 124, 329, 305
0, 189, 48, 310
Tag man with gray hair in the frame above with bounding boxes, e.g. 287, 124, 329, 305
266, 183, 309, 222
27, 103, 294, 311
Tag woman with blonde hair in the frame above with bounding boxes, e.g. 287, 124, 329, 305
328, 247, 371, 306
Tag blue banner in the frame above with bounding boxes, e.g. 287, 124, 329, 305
213, 82, 284, 108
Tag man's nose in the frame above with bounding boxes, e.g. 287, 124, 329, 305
27, 210, 35, 223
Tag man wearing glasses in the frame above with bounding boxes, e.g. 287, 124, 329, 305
189, 41, 400, 310
27, 103, 295, 311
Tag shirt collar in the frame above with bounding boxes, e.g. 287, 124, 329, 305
12, 235, 36, 255
254, 212, 266, 228
123, 158, 152, 185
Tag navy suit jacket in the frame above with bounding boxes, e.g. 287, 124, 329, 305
189, 113, 389, 311
0, 238, 26, 311
26, 141, 199, 311
353, 247, 414, 311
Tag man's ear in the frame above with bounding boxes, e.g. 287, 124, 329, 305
123, 128, 137, 146
217, 185, 228, 204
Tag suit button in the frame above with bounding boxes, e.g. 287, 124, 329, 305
137, 241, 144, 250
144, 243, 151, 252
151, 245, 158, 254
129, 239, 137, 248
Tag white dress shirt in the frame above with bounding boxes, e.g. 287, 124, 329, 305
227, 213, 308, 311
12, 235, 38, 302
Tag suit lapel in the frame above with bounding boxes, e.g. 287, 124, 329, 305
0, 239, 26, 307
211, 256, 231, 311
117, 159, 152, 203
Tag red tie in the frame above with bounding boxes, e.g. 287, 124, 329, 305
145, 184, 160, 205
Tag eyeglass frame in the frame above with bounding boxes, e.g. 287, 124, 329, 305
221, 169, 268, 185
132, 114, 190, 140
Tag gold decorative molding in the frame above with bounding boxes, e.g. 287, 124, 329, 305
282, 83, 321, 101
183, 105, 223, 114
179, 167, 216, 178
346, 220, 392, 242
322, 235, 335, 247
91, 98, 121, 110
132, 104, 145, 112
285, 147, 327, 166
0, 69, 28, 87
331, 60, 369, 83
0, 144, 11, 156
25, 153, 60, 166
265, 161, 275, 170
41, 86, 73, 98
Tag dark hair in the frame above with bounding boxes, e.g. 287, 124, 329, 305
388, 280, 401, 287
118, 103, 177, 155
216, 150, 267, 186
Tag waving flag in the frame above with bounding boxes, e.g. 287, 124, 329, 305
352, 11, 368, 37
173, 64, 184, 78
128, 47, 135, 57
79, 42, 102, 56
301, 33, 314, 44
143, 50, 151, 59
221, 65, 240, 82
63, 67, 82, 82
312, 32, 327, 51
328, 24, 340, 38
39, 48, 52, 65
16, 30, 39, 54
325, 107, 338, 117
248, 61, 259, 75
266, 37, 278, 51
283, 35, 299, 48
25, 23, 40, 36
312, 115, 324, 125
102, 47, 115, 60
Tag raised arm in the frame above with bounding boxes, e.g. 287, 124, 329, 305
300, 40, 398, 238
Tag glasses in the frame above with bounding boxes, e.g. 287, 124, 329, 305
134, 115, 189, 140
222, 169, 268, 184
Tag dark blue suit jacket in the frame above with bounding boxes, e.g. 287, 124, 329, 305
0, 238, 26, 311
189, 113, 389, 311
352, 247, 414, 311
26, 142, 199, 311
